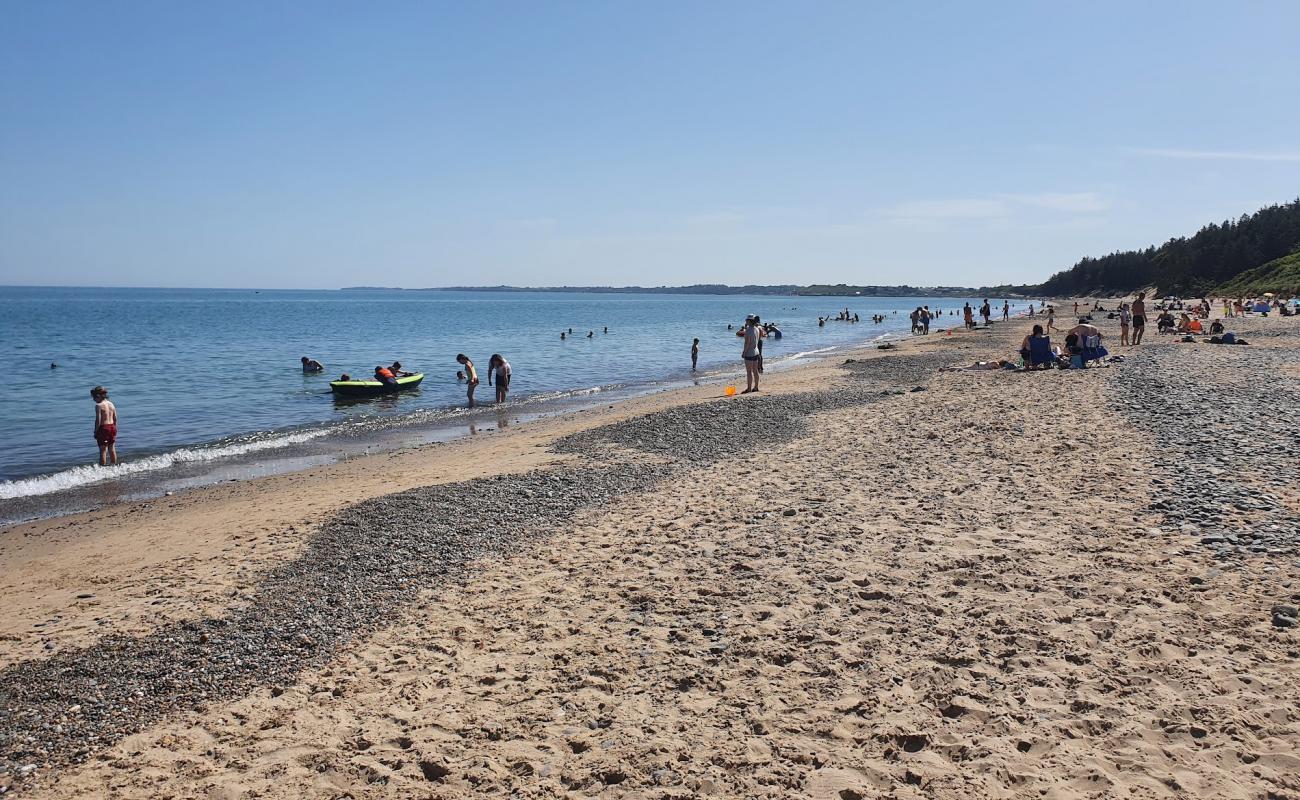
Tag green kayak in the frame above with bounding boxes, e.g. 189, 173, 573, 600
330, 373, 424, 396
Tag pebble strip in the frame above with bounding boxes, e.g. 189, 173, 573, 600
1110, 325, 1300, 628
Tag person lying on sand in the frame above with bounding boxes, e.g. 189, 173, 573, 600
943, 359, 1017, 371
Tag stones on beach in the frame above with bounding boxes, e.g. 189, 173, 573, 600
1113, 327, 1300, 562
1273, 604, 1298, 628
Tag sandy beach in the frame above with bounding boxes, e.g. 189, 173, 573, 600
2, 311, 1298, 799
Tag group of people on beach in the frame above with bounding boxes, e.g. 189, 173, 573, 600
303, 354, 511, 408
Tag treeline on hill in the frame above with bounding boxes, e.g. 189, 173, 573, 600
1038, 199, 1300, 296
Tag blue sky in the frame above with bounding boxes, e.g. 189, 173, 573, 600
3, 1, 1298, 289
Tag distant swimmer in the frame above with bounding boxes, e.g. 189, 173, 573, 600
50, 362, 58, 369
603, 326, 608, 334
301, 356, 324, 373
456, 370, 466, 382
691, 338, 700, 371
587, 331, 594, 338
560, 332, 566, 340
487, 353, 511, 404
388, 360, 413, 377
90, 385, 118, 466
374, 365, 397, 386
456, 354, 479, 407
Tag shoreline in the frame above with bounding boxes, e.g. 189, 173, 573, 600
0, 322, 913, 527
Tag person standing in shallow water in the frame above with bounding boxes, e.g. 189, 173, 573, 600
691, 338, 700, 371
91, 386, 118, 466
455, 354, 479, 407
487, 354, 511, 404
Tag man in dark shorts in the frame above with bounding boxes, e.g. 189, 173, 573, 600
1131, 291, 1147, 345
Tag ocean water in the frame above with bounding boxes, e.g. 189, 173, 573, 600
0, 287, 992, 520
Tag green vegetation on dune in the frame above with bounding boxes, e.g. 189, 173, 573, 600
1038, 198, 1300, 296
1214, 250, 1300, 296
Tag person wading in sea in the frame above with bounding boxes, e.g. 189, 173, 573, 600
91, 385, 118, 466
455, 354, 479, 407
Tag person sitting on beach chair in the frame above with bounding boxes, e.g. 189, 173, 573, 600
1020, 325, 1057, 369
1065, 318, 1107, 367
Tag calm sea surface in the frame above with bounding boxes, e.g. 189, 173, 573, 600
0, 287, 993, 519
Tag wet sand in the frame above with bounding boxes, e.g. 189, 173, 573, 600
2, 311, 1298, 798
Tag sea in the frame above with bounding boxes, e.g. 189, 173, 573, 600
0, 287, 994, 524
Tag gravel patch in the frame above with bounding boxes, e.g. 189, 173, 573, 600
1111, 324, 1300, 562
0, 465, 672, 787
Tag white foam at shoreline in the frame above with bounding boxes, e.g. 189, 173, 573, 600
0, 428, 332, 500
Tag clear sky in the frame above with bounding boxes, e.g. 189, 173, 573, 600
3, 1, 1298, 289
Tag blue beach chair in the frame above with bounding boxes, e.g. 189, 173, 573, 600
1027, 336, 1057, 369
1080, 334, 1108, 366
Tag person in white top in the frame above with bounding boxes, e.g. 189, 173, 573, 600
487, 354, 511, 404
735, 315, 766, 394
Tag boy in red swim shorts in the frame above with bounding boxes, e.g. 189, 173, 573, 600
91, 385, 118, 466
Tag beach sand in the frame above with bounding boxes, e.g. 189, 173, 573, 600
2, 311, 1298, 798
